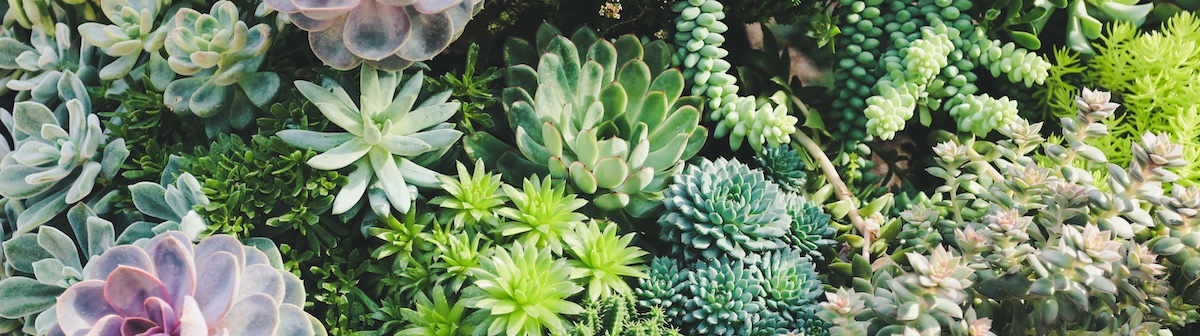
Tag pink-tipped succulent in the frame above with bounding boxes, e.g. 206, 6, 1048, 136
53, 232, 322, 336
264, 0, 484, 70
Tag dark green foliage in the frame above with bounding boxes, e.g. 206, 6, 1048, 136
183, 133, 344, 248
725, 0, 836, 32
781, 194, 835, 261
424, 43, 502, 134
755, 145, 808, 193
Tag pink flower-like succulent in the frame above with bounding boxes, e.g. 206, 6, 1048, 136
53, 232, 319, 336
264, 0, 483, 70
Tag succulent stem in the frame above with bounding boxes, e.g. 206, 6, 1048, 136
791, 131, 869, 262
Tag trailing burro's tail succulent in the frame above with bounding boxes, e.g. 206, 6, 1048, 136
468, 23, 708, 218
264, 0, 485, 70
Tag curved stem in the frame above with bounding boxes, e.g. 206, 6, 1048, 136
791, 131, 870, 261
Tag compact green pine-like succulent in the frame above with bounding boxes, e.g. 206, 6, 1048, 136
495, 175, 588, 255
564, 220, 649, 301
659, 157, 790, 261
484, 23, 707, 217
463, 241, 585, 336
279, 66, 462, 216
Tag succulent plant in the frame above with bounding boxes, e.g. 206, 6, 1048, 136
398, 285, 476, 336
279, 66, 462, 216
489, 23, 707, 217
161, 0, 281, 135
711, 93, 798, 152
51, 231, 323, 335
758, 248, 823, 328
463, 241, 585, 336
680, 256, 764, 335
569, 294, 682, 336
780, 193, 835, 261
263, 0, 484, 70
755, 145, 807, 194
659, 157, 790, 262
77, 0, 173, 80
425, 224, 490, 292
495, 175, 588, 255
0, 23, 99, 103
634, 257, 686, 320
564, 220, 649, 301
0, 71, 129, 232
430, 159, 508, 228
946, 93, 1021, 137
128, 172, 210, 241
0, 202, 141, 335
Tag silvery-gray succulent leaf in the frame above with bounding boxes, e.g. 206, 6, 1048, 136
0, 23, 99, 103
0, 71, 127, 233
279, 66, 461, 216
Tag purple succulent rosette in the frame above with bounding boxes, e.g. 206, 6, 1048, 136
264, 0, 483, 70
53, 232, 319, 336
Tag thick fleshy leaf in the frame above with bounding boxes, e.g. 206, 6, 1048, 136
163, 77, 207, 114
293, 0, 359, 20
309, 17, 362, 70
90, 315, 126, 336
406, 128, 462, 151
368, 147, 411, 213
130, 182, 180, 222
190, 80, 227, 118
0, 277, 64, 319
397, 158, 441, 188
412, 0, 460, 13
396, 9, 453, 61
37, 226, 81, 270
275, 305, 314, 336
212, 294, 278, 336
342, 0, 409, 60
332, 160, 372, 214
307, 138, 371, 170
55, 280, 117, 334
84, 245, 152, 281
18, 189, 71, 235
13, 101, 57, 136
0, 166, 55, 199
236, 264, 285, 304
104, 266, 168, 319
237, 72, 281, 108
152, 237, 195, 307
177, 297, 208, 335
376, 134, 433, 156
280, 273, 306, 307
277, 130, 356, 152
101, 138, 130, 180
393, 102, 459, 135
194, 251, 239, 326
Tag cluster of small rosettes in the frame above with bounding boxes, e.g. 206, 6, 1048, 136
948, 93, 1020, 136
713, 95, 799, 152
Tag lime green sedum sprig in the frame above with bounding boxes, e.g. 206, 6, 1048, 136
431, 159, 509, 228
495, 176, 588, 255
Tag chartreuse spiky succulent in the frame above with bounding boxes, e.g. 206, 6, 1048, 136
279, 65, 462, 216
463, 241, 585, 336
77, 0, 173, 80
51, 231, 324, 335
161, 0, 280, 135
431, 159, 508, 228
0, 71, 128, 232
822, 89, 1198, 334
399, 285, 477, 336
494, 23, 707, 217
495, 175, 588, 255
564, 220, 649, 301
659, 157, 790, 262
263, 0, 484, 70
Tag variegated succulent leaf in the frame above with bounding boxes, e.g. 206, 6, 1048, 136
77, 0, 173, 80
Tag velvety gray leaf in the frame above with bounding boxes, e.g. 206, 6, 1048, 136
0, 277, 64, 319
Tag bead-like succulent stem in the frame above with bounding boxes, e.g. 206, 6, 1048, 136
791, 131, 869, 261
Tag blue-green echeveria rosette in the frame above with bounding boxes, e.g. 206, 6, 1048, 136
681, 256, 765, 335
263, 0, 484, 70
463, 241, 585, 336
634, 256, 686, 320
0, 71, 129, 232
161, 0, 281, 135
780, 192, 835, 261
759, 248, 824, 329
659, 157, 790, 262
51, 231, 324, 335
755, 145, 807, 194
279, 65, 462, 216
497, 23, 708, 218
